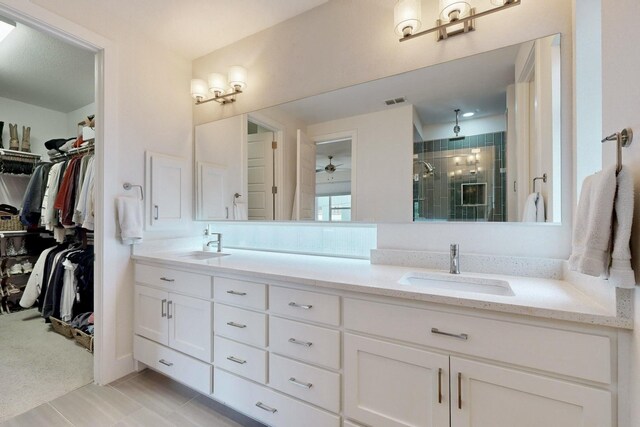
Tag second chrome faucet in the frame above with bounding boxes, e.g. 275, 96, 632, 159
450, 244, 460, 274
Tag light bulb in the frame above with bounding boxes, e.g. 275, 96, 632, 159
190, 79, 207, 101
394, 0, 422, 37
228, 66, 248, 91
208, 73, 227, 96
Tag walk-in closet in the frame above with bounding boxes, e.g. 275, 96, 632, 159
0, 17, 97, 421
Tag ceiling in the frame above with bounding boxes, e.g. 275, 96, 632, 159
272, 42, 522, 127
0, 22, 95, 113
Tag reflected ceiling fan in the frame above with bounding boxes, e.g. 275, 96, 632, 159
316, 155, 343, 174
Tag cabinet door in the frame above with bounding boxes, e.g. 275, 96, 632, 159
344, 333, 450, 427
147, 151, 187, 227
168, 293, 213, 363
134, 285, 168, 345
450, 357, 612, 427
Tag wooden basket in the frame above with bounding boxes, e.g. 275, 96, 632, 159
73, 328, 94, 353
49, 317, 74, 338
0, 214, 24, 231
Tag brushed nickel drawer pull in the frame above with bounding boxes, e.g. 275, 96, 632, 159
288, 302, 313, 310
226, 290, 247, 296
289, 377, 313, 389
227, 356, 247, 364
161, 299, 167, 317
255, 402, 277, 413
159, 359, 173, 367
226, 321, 247, 329
288, 338, 313, 347
160, 277, 175, 282
431, 328, 468, 341
438, 368, 442, 404
458, 372, 462, 409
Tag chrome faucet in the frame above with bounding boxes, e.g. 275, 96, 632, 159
203, 228, 223, 252
450, 244, 460, 274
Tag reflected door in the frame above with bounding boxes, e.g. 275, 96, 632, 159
247, 132, 275, 220
296, 129, 316, 220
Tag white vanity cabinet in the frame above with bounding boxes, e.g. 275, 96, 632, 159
343, 297, 614, 427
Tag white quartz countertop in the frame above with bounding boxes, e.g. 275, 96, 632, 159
132, 248, 632, 329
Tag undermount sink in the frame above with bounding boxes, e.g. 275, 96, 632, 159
399, 272, 514, 296
176, 251, 230, 260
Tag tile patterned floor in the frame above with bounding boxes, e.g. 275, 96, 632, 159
0, 370, 265, 427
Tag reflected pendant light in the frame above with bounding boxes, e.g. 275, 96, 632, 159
394, 0, 422, 37
439, 0, 471, 23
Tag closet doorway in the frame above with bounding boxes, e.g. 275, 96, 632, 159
0, 14, 98, 422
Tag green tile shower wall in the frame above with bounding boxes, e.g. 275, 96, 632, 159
413, 132, 507, 222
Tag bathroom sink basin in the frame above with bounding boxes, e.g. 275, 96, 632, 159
398, 272, 514, 296
176, 251, 230, 260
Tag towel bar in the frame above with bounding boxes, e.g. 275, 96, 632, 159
601, 128, 633, 173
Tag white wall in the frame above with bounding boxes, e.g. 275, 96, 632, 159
0, 96, 68, 157
0, 0, 194, 384
601, 1, 640, 426
422, 114, 506, 141
308, 105, 414, 222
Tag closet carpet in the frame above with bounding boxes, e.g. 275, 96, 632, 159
0, 309, 93, 422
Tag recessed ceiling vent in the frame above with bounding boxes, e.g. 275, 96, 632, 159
384, 96, 406, 106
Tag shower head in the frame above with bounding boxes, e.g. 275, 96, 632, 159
413, 160, 435, 178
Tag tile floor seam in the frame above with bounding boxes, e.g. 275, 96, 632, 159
46, 402, 76, 427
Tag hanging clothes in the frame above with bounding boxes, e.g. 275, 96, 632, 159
20, 163, 52, 226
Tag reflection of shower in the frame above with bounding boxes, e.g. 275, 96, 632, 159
413, 160, 435, 181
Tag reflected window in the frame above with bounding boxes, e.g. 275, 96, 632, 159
316, 195, 351, 222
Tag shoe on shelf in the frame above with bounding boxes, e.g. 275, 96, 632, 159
17, 239, 27, 255
21, 261, 32, 273
8, 264, 22, 275
6, 239, 17, 256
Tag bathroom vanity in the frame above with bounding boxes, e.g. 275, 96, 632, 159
131, 248, 629, 427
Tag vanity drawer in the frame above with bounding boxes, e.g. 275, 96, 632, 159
344, 298, 611, 384
214, 303, 267, 347
214, 368, 340, 427
270, 286, 340, 326
135, 264, 212, 299
214, 336, 267, 384
134, 335, 211, 395
269, 353, 341, 413
270, 316, 340, 370
214, 277, 267, 310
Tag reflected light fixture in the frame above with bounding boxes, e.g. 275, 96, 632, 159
394, 0, 421, 37
191, 65, 248, 105
453, 109, 461, 137
0, 16, 16, 43
396, 0, 521, 42
462, 111, 475, 118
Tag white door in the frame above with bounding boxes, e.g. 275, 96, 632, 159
134, 285, 168, 345
168, 293, 213, 363
197, 162, 227, 220
344, 333, 450, 427
451, 357, 611, 427
247, 132, 275, 220
296, 129, 316, 220
148, 152, 186, 226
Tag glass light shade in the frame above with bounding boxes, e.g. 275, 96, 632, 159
0, 17, 16, 43
490, 0, 506, 5
228, 66, 248, 91
394, 0, 421, 37
190, 79, 208, 100
208, 73, 227, 95
439, 0, 471, 22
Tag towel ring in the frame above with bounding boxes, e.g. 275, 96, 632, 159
601, 128, 633, 174
532, 174, 547, 193
123, 182, 144, 201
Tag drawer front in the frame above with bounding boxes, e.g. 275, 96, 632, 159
214, 303, 267, 347
269, 316, 340, 370
134, 335, 211, 395
270, 286, 340, 326
214, 368, 340, 427
135, 263, 212, 299
344, 298, 611, 384
214, 277, 267, 310
269, 354, 341, 413
214, 336, 267, 384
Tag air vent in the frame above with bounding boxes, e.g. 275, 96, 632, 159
384, 96, 406, 106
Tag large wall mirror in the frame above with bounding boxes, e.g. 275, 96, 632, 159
195, 33, 562, 224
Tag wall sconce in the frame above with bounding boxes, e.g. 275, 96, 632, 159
191, 65, 248, 105
395, 0, 521, 42
0, 16, 16, 43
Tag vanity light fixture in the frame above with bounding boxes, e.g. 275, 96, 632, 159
191, 65, 248, 106
395, 0, 521, 42
0, 16, 16, 43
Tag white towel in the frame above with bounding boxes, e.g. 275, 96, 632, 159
116, 196, 143, 245
522, 192, 545, 222
609, 167, 636, 288
568, 165, 617, 277
233, 202, 248, 220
